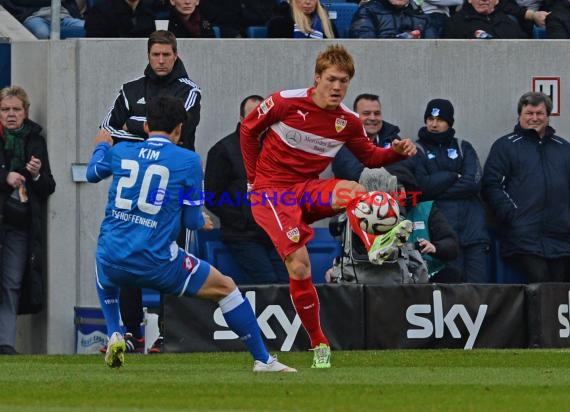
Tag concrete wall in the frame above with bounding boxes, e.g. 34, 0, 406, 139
10, 38, 570, 353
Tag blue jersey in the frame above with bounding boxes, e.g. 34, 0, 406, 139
87, 136, 203, 274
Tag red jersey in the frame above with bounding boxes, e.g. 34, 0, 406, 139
240, 88, 405, 189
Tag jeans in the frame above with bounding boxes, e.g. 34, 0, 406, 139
226, 241, 289, 284
23, 16, 85, 39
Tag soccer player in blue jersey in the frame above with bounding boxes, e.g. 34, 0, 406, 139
86, 96, 296, 372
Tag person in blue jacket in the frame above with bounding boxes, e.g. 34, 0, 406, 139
482, 91, 570, 283
86, 96, 295, 372
410, 98, 489, 283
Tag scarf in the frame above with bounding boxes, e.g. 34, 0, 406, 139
3, 122, 30, 172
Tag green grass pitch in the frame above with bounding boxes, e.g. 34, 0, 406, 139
1, 349, 570, 411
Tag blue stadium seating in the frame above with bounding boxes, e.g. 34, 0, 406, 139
533, 26, 546, 39
142, 288, 161, 308
487, 230, 526, 284
323, 2, 358, 38
246, 26, 268, 38
194, 228, 341, 284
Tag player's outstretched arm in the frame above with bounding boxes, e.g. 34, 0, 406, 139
86, 129, 113, 183
391, 139, 417, 157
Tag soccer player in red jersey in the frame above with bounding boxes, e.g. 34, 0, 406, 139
240, 44, 416, 368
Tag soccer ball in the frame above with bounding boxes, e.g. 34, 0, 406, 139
352, 191, 400, 235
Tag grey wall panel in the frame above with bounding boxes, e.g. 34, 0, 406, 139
10, 39, 570, 353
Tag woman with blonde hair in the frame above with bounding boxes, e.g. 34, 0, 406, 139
291, 0, 335, 39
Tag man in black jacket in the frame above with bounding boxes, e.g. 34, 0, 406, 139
85, 0, 157, 38
482, 91, 570, 283
204, 95, 288, 284
332, 93, 401, 182
101, 30, 201, 150
443, 0, 529, 38
100, 31, 201, 353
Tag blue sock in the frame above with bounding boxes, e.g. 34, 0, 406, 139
220, 289, 270, 363
95, 279, 122, 337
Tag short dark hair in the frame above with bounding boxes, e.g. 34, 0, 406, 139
148, 30, 177, 54
517, 91, 552, 116
239, 95, 264, 118
353, 93, 379, 111
146, 96, 186, 133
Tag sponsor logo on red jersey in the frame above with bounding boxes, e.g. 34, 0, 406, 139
257, 96, 275, 118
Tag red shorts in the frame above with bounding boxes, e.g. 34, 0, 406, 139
251, 179, 340, 259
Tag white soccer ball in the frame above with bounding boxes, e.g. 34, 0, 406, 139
352, 191, 400, 235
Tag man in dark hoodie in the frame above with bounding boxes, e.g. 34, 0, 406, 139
333, 93, 402, 182
100, 30, 201, 353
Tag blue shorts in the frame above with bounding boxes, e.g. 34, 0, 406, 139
95, 248, 211, 297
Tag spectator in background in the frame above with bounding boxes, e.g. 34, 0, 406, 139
267, 1, 294, 37
332, 93, 401, 182
410, 99, 489, 283
482, 92, 570, 283
415, 0, 462, 37
349, 0, 437, 39
546, 0, 570, 38
1, 0, 85, 39
85, 0, 156, 38
240, 0, 274, 32
199, 0, 240, 37
291, 0, 335, 39
443, 0, 530, 38
498, 0, 549, 37
100, 30, 201, 353
0, 86, 56, 355
168, 0, 215, 38
269, 0, 335, 39
204, 95, 289, 285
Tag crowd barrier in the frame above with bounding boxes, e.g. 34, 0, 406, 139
163, 283, 570, 352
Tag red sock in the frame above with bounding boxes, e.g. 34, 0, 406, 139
346, 195, 375, 251
289, 277, 329, 348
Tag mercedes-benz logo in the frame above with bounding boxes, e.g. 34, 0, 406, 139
285, 130, 302, 146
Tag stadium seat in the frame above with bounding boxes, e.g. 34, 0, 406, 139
307, 228, 342, 283
194, 228, 341, 284
533, 25, 546, 39
142, 288, 161, 309
323, 2, 358, 38
85, 0, 101, 7
246, 26, 268, 38
487, 230, 526, 284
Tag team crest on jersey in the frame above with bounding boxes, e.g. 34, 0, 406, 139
286, 227, 300, 243
257, 96, 275, 118
335, 117, 347, 133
